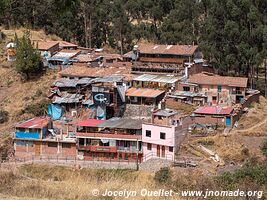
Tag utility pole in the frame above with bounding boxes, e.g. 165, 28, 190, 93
136, 139, 139, 171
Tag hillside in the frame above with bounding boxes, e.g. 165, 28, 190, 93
0, 28, 59, 134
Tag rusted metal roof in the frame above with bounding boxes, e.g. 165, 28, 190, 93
16, 118, 50, 129
76, 119, 106, 127
126, 87, 165, 98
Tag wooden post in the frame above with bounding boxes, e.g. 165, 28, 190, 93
136, 139, 139, 171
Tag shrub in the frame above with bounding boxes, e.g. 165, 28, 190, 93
22, 99, 49, 117
260, 139, 267, 158
154, 167, 172, 184
0, 110, 9, 123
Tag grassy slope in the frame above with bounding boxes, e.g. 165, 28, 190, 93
0, 164, 181, 200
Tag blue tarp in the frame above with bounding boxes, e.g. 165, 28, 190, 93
48, 104, 62, 120
15, 132, 40, 139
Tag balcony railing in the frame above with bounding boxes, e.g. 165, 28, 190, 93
78, 145, 142, 153
117, 146, 142, 153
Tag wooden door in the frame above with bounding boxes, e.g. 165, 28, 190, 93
161, 146, 165, 158
157, 145, 160, 157
35, 143, 41, 156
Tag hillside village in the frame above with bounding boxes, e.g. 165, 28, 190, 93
0, 28, 264, 175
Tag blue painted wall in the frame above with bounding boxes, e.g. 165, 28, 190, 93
15, 132, 40, 139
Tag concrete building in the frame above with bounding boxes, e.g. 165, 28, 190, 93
188, 73, 248, 106
14, 118, 76, 158
76, 118, 143, 162
142, 109, 187, 161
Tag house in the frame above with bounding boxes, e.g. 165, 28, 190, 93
188, 73, 248, 105
74, 53, 132, 68
14, 118, 77, 158
167, 91, 207, 106
57, 41, 78, 50
126, 87, 165, 107
192, 106, 234, 127
134, 44, 201, 64
76, 118, 143, 162
142, 109, 187, 161
33, 41, 59, 58
47, 49, 81, 69
129, 44, 202, 75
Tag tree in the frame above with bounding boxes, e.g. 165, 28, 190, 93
14, 31, 43, 80
261, 139, 267, 158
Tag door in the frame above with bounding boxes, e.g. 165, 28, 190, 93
212, 96, 217, 104
226, 116, 231, 127
35, 143, 41, 156
157, 145, 160, 157
161, 146, 165, 158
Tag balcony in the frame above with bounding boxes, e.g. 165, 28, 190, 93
78, 145, 117, 153
76, 132, 142, 141
117, 146, 142, 153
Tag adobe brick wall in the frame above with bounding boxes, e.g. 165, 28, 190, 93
193, 115, 225, 126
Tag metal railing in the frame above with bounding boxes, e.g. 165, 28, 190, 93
143, 152, 174, 162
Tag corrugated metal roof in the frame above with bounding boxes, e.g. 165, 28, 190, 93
153, 109, 178, 117
54, 79, 78, 87
76, 119, 106, 127
16, 118, 50, 129
126, 87, 165, 98
194, 106, 233, 115
53, 93, 83, 104
97, 117, 142, 130
92, 75, 124, 83
133, 74, 180, 84
171, 91, 207, 98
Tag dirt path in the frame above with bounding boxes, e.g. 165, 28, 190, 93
233, 117, 267, 133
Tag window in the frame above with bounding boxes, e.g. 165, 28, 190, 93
183, 86, 190, 91
48, 142, 57, 147
146, 130, 151, 137
160, 132, 166, 140
158, 116, 163, 120
16, 141, 26, 146
62, 143, 71, 148
169, 147, 173, 152
147, 143, 152, 150
124, 153, 128, 160
217, 85, 222, 92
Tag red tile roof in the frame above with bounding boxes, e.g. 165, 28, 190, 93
188, 73, 248, 88
126, 87, 165, 98
76, 119, 106, 127
194, 106, 233, 115
137, 44, 198, 56
16, 118, 50, 129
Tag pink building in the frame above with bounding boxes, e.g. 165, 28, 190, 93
142, 109, 182, 161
